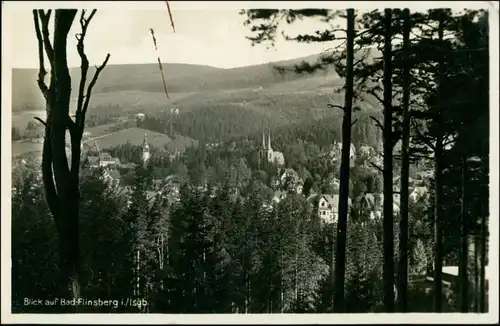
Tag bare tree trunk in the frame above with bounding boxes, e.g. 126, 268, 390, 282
382, 8, 395, 313
35, 9, 80, 304
459, 156, 469, 312
333, 8, 355, 313
33, 9, 110, 309
398, 8, 411, 313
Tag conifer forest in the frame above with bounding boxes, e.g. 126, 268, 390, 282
10, 7, 491, 314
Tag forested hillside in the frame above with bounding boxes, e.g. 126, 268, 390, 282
13, 49, 383, 145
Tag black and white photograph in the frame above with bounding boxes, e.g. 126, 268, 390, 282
1, 1, 498, 323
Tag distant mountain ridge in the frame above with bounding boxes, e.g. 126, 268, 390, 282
12, 51, 384, 143
11, 53, 337, 111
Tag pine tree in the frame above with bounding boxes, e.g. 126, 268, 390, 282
122, 164, 153, 311
12, 170, 60, 312
79, 169, 129, 311
344, 219, 383, 312
146, 194, 170, 311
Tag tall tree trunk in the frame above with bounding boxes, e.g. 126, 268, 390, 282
433, 12, 445, 313
398, 7, 411, 313
474, 235, 479, 312
382, 8, 395, 313
479, 211, 487, 312
38, 9, 81, 304
433, 137, 444, 312
333, 8, 355, 313
459, 156, 469, 312
34, 9, 110, 310
280, 268, 284, 313
295, 249, 298, 309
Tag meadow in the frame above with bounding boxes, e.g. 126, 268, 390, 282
11, 122, 133, 158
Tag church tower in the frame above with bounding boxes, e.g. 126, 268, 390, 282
142, 133, 150, 165
258, 129, 267, 163
267, 131, 274, 162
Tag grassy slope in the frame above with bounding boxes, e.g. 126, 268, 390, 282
12, 126, 197, 158
85, 127, 171, 148
86, 127, 197, 153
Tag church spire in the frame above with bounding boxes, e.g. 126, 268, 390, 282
268, 130, 272, 151
262, 129, 266, 149
142, 133, 150, 165
142, 133, 149, 150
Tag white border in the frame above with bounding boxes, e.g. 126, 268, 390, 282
2, 1, 499, 324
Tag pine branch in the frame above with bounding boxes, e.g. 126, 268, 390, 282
34, 116, 47, 127
368, 89, 384, 105
284, 29, 347, 43
411, 120, 436, 150
369, 161, 383, 173
370, 116, 384, 132
328, 104, 345, 111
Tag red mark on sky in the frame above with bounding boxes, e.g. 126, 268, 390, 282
165, 1, 175, 33
150, 28, 170, 99
150, 28, 159, 50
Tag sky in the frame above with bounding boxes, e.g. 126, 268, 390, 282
10, 9, 339, 69
7, 1, 491, 69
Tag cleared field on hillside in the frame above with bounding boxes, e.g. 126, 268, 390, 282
10, 122, 125, 158
86, 123, 128, 137
90, 128, 171, 149
12, 127, 196, 158
11, 110, 46, 129
83, 90, 196, 114
93, 127, 197, 152
12, 141, 43, 158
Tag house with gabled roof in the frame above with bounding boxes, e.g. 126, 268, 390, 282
410, 186, 429, 203
308, 194, 353, 224
357, 192, 401, 219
